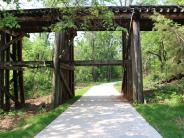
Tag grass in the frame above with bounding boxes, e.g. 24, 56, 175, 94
0, 85, 92, 138
113, 79, 184, 138
135, 104, 184, 138
135, 79, 184, 138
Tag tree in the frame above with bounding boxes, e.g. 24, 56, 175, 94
135, 0, 159, 5
74, 31, 122, 82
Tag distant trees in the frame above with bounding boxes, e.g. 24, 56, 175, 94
74, 31, 122, 82
23, 34, 53, 98
141, 13, 184, 80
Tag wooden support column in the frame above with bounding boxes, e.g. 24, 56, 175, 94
53, 31, 63, 107
60, 30, 75, 102
121, 32, 127, 96
0, 33, 5, 109
12, 37, 19, 108
127, 33, 133, 100
122, 32, 133, 101
68, 32, 75, 97
5, 34, 10, 111
53, 30, 76, 107
17, 39, 25, 105
131, 13, 144, 103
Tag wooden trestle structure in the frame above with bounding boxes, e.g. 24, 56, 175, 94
0, 6, 184, 109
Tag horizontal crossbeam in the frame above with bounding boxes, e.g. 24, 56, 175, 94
0, 61, 53, 70
62, 60, 127, 66
0, 60, 128, 70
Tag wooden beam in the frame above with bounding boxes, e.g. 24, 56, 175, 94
17, 40, 25, 105
12, 37, 19, 108
59, 70, 73, 98
122, 32, 127, 97
131, 15, 144, 103
0, 86, 20, 104
60, 63, 74, 70
53, 32, 62, 107
65, 60, 127, 66
0, 33, 5, 109
0, 34, 24, 52
0, 61, 53, 69
5, 34, 10, 111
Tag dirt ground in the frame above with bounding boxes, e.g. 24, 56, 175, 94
0, 95, 52, 131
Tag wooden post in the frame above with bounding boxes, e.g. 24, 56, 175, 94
53, 30, 76, 107
0, 33, 5, 109
17, 39, 25, 105
127, 33, 133, 100
122, 32, 133, 101
131, 14, 144, 103
5, 34, 10, 111
53, 31, 63, 107
12, 37, 19, 108
69, 33, 75, 97
122, 32, 127, 97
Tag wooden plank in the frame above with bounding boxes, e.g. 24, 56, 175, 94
0, 61, 52, 70
0, 86, 19, 103
59, 70, 73, 98
17, 40, 25, 105
5, 34, 10, 111
122, 32, 127, 97
131, 16, 144, 103
60, 63, 74, 70
0, 34, 24, 52
12, 37, 19, 108
63, 60, 127, 66
53, 32, 62, 107
0, 33, 5, 109
126, 32, 133, 100
70, 35, 75, 96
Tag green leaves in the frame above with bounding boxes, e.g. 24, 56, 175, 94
0, 13, 20, 29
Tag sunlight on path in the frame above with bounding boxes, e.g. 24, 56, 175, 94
35, 82, 162, 138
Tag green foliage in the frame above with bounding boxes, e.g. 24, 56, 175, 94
166, 0, 184, 4
141, 13, 184, 86
75, 31, 122, 82
0, 13, 20, 29
144, 78, 184, 104
42, 0, 119, 31
23, 34, 53, 99
136, 0, 159, 5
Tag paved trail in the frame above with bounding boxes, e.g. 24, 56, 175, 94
36, 83, 162, 138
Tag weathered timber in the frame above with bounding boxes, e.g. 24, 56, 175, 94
5, 34, 10, 111
126, 33, 133, 100
12, 37, 19, 108
0, 34, 24, 52
0, 61, 53, 69
1, 6, 184, 32
59, 70, 73, 98
60, 63, 74, 70
131, 14, 144, 103
0, 33, 5, 109
122, 32, 127, 97
53, 32, 63, 107
69, 33, 75, 96
59, 31, 75, 103
0, 86, 19, 103
17, 40, 25, 105
0, 60, 126, 68
69, 60, 127, 66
